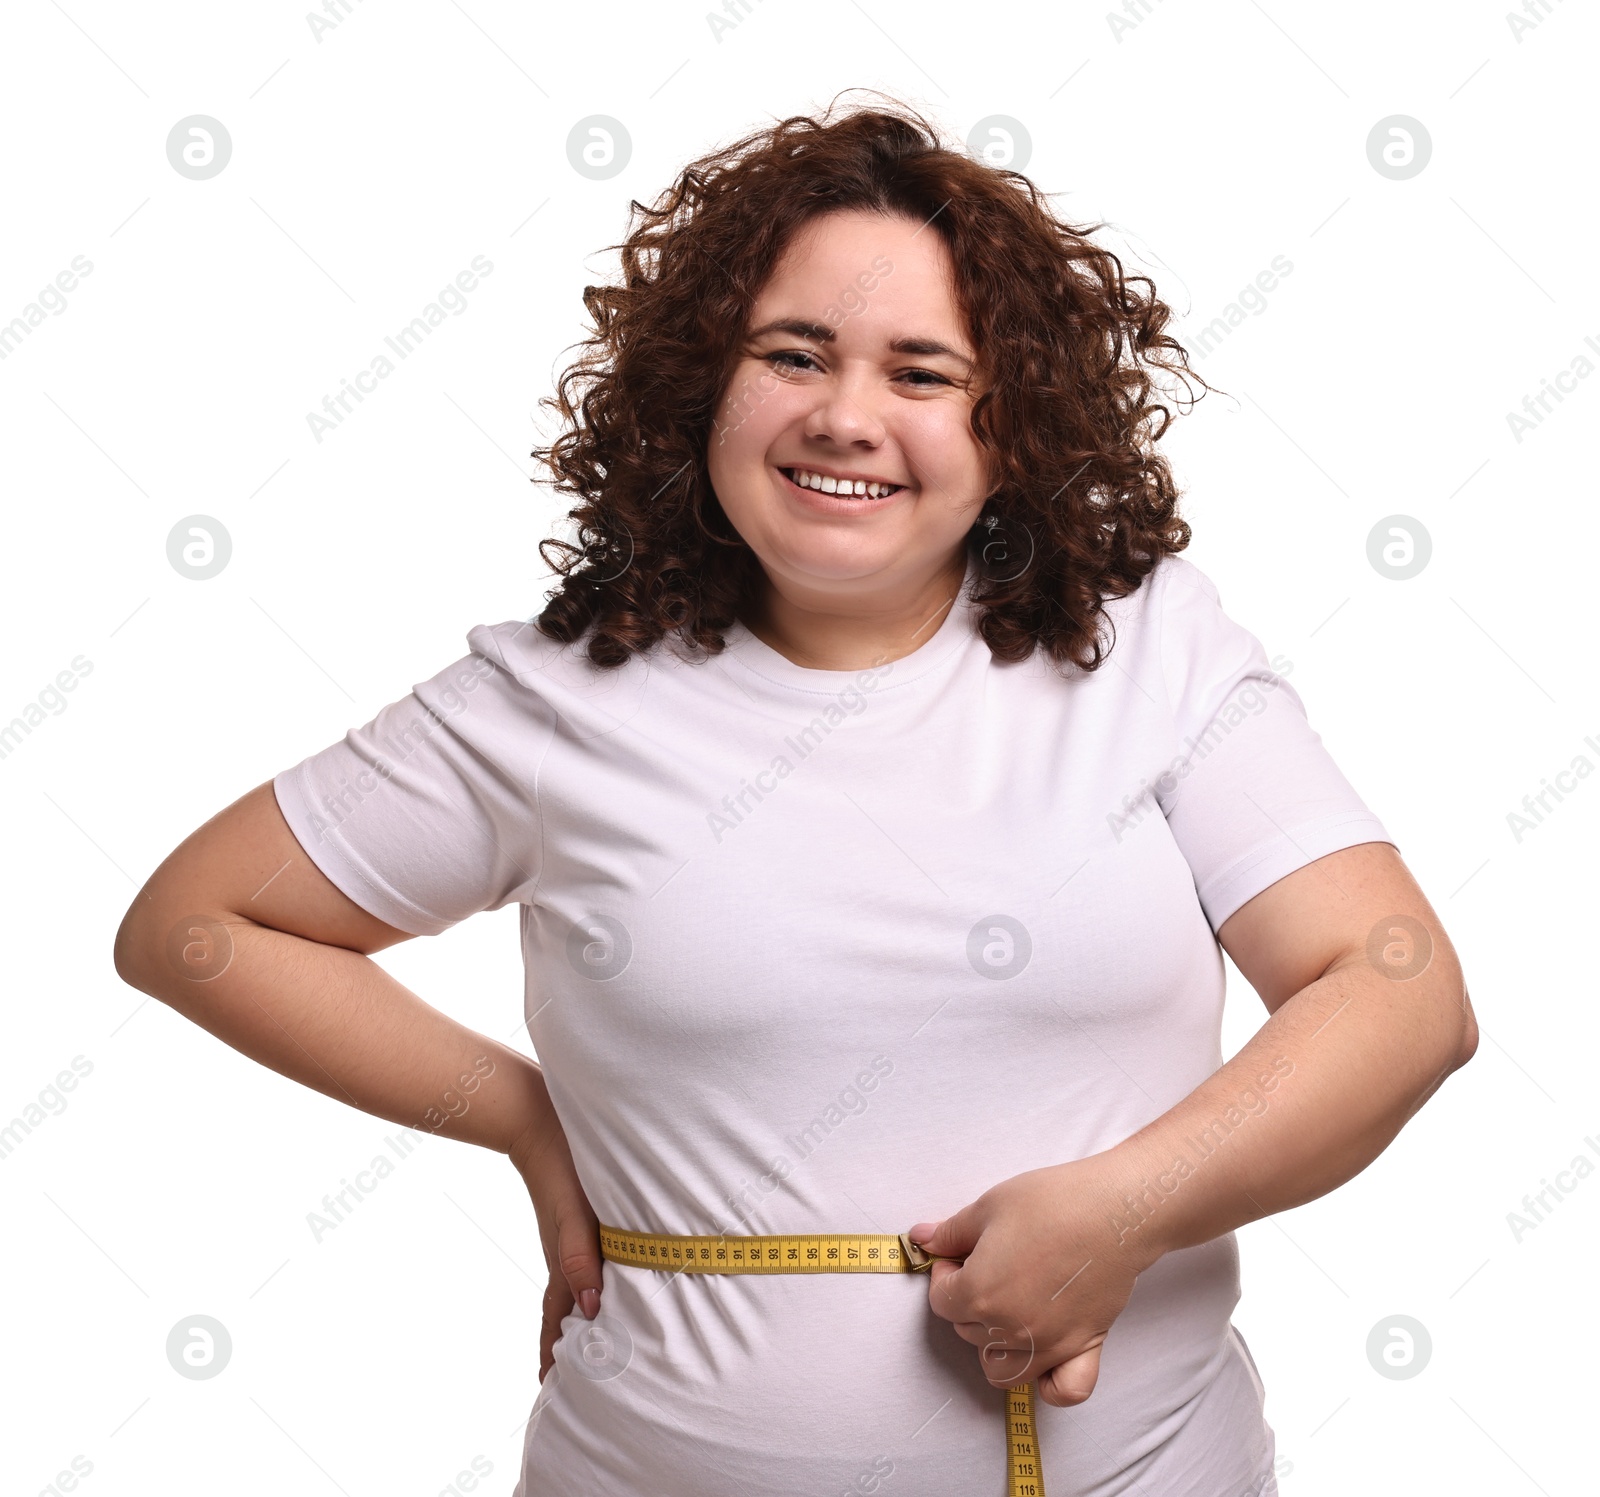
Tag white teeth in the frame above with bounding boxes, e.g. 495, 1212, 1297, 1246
785, 467, 897, 498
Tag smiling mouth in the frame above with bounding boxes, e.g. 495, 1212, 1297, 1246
778, 466, 906, 500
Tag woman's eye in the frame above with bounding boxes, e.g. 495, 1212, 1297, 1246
767, 351, 818, 373
763, 351, 950, 388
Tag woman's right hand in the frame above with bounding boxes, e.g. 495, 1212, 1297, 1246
508, 1115, 604, 1383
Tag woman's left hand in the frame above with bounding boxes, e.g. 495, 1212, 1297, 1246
907, 1152, 1162, 1408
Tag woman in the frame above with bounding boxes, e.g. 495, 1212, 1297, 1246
113, 98, 1477, 1496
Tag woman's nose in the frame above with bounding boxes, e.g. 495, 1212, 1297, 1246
801, 371, 888, 447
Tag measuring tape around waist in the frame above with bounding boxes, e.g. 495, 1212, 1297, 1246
597, 1224, 1047, 1497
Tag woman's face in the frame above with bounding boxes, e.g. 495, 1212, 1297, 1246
706, 208, 993, 604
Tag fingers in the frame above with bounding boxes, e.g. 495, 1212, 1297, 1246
924, 1257, 965, 1320
1037, 1344, 1102, 1407
522, 1151, 605, 1380
525, 1146, 604, 1321
553, 1200, 604, 1321
539, 1277, 575, 1383
951, 1317, 1103, 1403
907, 1205, 982, 1261
979, 1332, 1039, 1387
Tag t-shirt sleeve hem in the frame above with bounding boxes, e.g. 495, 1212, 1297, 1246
1196, 811, 1398, 934
272, 767, 457, 938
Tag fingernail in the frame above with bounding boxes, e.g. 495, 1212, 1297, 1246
578, 1288, 600, 1319
907, 1223, 934, 1244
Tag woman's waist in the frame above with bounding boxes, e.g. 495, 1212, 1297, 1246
535, 1268, 1263, 1496
574, 1249, 1241, 1401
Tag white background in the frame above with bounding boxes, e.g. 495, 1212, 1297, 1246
1, 1, 1594, 1494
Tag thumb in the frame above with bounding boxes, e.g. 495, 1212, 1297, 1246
1039, 1344, 1102, 1407
907, 1207, 980, 1259
554, 1208, 604, 1320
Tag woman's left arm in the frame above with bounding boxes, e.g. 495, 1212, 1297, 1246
1111, 838, 1477, 1259
909, 841, 1478, 1405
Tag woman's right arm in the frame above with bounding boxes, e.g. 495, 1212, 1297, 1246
111, 779, 603, 1375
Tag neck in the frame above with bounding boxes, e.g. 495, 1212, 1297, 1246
742, 551, 968, 671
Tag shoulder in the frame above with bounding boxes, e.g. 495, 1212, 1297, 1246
1092, 553, 1219, 652
1095, 552, 1215, 622
1122, 554, 1237, 650
466, 617, 591, 683
1083, 554, 1252, 718
462, 617, 688, 736
1131, 552, 1217, 612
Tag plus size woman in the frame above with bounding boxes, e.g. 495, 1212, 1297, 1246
114, 97, 1477, 1496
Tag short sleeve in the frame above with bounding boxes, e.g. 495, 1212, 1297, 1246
1153, 558, 1396, 933
272, 630, 554, 936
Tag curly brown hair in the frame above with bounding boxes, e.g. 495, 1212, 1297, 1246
533, 91, 1217, 673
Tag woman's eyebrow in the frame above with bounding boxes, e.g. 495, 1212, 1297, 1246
744, 318, 974, 370
746, 317, 833, 343
888, 335, 973, 370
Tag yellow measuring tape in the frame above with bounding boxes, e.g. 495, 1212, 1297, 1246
597, 1224, 1046, 1497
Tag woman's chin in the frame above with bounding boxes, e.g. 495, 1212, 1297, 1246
754, 542, 906, 588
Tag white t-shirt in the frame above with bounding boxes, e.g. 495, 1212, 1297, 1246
273, 552, 1392, 1497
